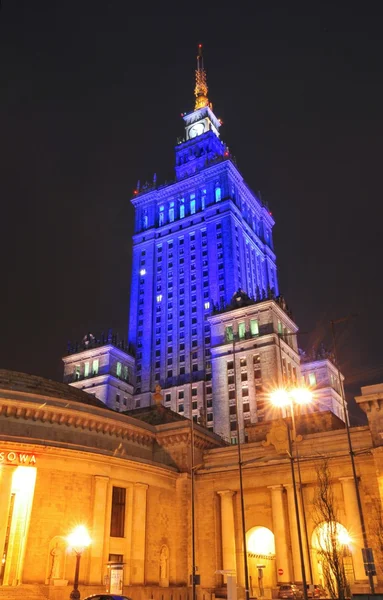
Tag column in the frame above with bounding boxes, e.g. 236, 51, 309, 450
217, 490, 236, 582
130, 482, 148, 585
89, 475, 109, 584
268, 485, 292, 582
286, 484, 302, 582
0, 466, 15, 563
339, 477, 365, 581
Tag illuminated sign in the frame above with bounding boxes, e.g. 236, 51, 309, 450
0, 451, 36, 465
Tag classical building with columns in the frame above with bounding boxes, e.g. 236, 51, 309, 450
0, 369, 382, 599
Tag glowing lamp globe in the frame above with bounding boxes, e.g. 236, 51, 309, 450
270, 388, 290, 408
67, 525, 91, 553
290, 387, 312, 405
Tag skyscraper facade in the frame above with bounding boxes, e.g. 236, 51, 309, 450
128, 47, 280, 430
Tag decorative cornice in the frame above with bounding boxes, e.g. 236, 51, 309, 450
0, 398, 155, 447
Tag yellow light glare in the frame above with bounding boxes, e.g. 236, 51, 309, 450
247, 526, 276, 555
270, 388, 290, 408
67, 525, 91, 553
290, 387, 312, 405
337, 529, 352, 546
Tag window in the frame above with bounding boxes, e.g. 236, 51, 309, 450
159, 205, 164, 226
178, 404, 184, 412
228, 375, 235, 385
116, 394, 120, 403
243, 402, 250, 413
116, 362, 122, 377
190, 194, 196, 214
238, 322, 246, 339
229, 390, 235, 399
84, 362, 89, 378
225, 326, 234, 342
92, 359, 99, 375
308, 373, 317, 386
230, 405, 237, 415
74, 365, 81, 381
157, 294, 162, 302
178, 390, 184, 399
250, 319, 259, 336
179, 198, 185, 219
139, 268, 146, 276
201, 189, 206, 210
227, 360, 234, 370
241, 372, 248, 382
192, 388, 197, 396
110, 487, 126, 537
165, 393, 171, 403
240, 358, 247, 367
215, 185, 222, 202
169, 201, 175, 222
242, 387, 249, 397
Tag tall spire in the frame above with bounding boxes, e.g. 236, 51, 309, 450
194, 44, 209, 111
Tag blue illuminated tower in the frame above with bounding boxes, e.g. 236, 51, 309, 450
128, 46, 279, 428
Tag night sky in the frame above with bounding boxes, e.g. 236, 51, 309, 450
1, 3, 382, 422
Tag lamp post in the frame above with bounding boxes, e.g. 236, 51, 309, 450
270, 387, 312, 600
231, 331, 250, 600
67, 525, 91, 600
330, 318, 375, 593
276, 330, 314, 585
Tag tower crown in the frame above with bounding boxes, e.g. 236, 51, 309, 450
194, 44, 209, 110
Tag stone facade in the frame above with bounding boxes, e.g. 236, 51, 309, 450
0, 371, 383, 599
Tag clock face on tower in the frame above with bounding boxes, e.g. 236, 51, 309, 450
188, 122, 205, 139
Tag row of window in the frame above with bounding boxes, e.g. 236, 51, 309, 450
74, 359, 99, 380
225, 319, 259, 342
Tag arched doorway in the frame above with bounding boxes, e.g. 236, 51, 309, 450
311, 522, 354, 594
247, 526, 276, 596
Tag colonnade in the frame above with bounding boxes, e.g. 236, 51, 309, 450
217, 480, 367, 588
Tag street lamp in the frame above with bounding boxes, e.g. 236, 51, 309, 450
270, 386, 313, 600
67, 525, 92, 600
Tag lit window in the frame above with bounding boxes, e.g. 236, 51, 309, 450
139, 268, 146, 276
225, 326, 234, 342
215, 185, 221, 202
75, 365, 81, 381
201, 189, 206, 210
159, 205, 164, 226
204, 301, 210, 310
92, 359, 99, 375
278, 320, 283, 334
116, 362, 122, 377
179, 198, 185, 219
250, 319, 259, 336
157, 294, 162, 302
190, 194, 196, 214
169, 201, 175, 222
84, 362, 89, 377
238, 322, 246, 339
308, 373, 317, 386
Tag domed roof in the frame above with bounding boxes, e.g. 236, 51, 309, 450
0, 369, 109, 409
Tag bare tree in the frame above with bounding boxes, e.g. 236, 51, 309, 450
312, 459, 349, 600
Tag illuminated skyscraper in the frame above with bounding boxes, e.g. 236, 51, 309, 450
128, 46, 280, 433
62, 47, 345, 441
